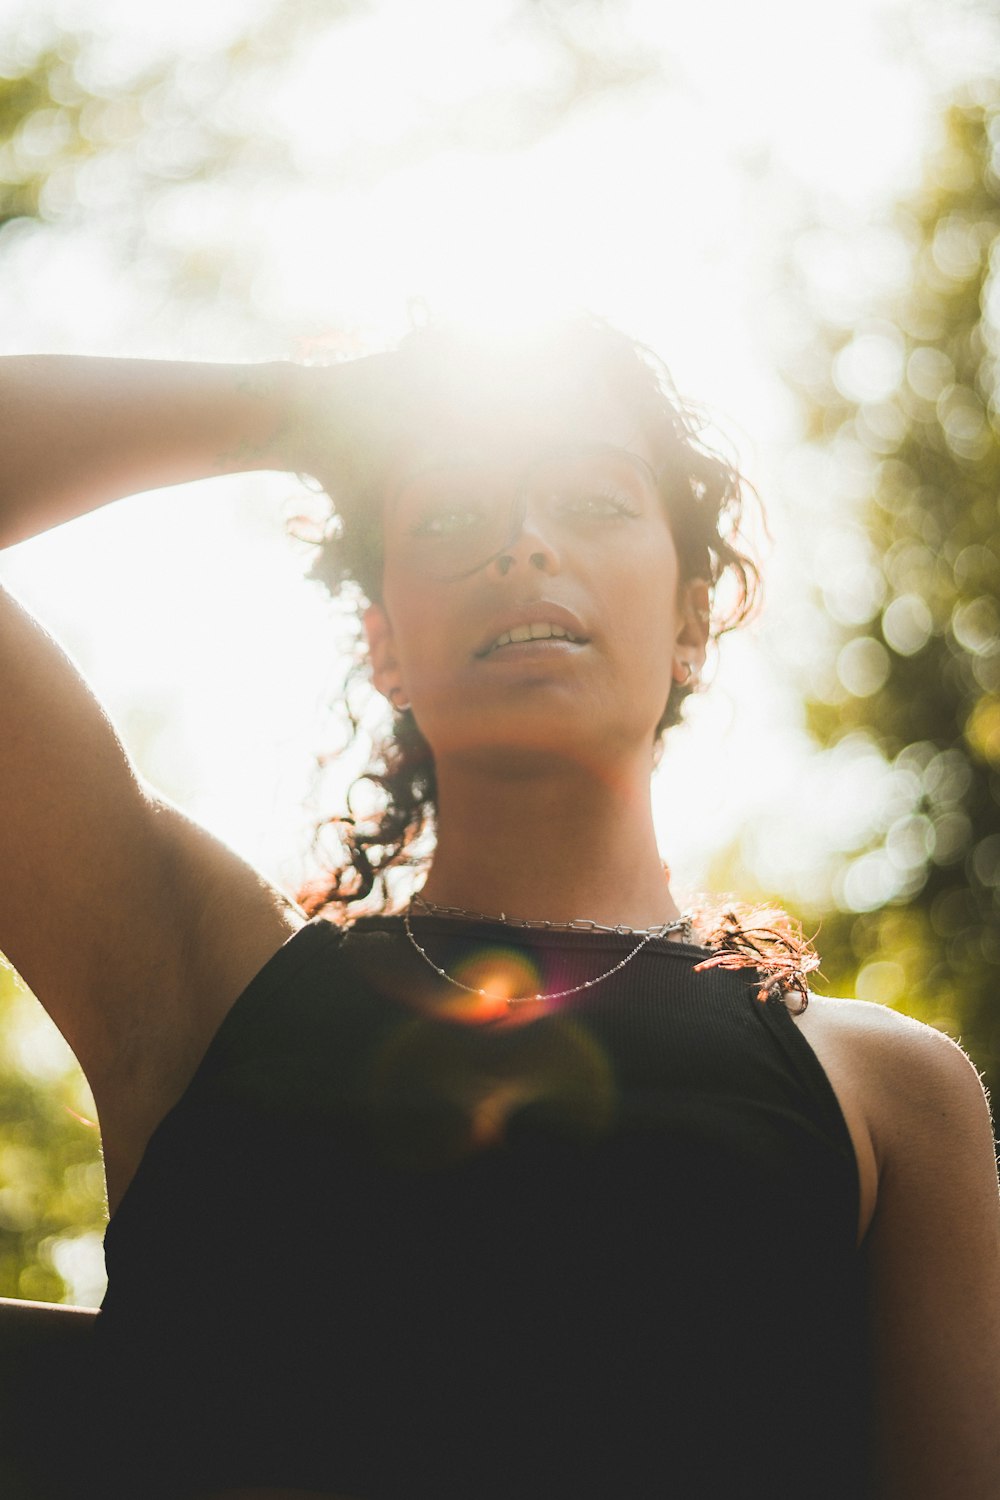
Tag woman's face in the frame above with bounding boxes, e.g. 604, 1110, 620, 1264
366, 376, 706, 773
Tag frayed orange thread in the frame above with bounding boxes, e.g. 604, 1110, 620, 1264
692, 906, 822, 1014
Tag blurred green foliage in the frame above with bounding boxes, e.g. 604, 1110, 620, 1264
776, 83, 1000, 1101
0, 963, 106, 1303
0, 1, 660, 317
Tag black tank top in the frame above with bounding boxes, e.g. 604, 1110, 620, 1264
89, 915, 872, 1499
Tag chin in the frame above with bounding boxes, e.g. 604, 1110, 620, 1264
425, 703, 643, 775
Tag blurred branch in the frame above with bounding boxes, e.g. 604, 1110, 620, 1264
0, 0, 665, 313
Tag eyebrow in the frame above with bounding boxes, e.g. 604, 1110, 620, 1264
535, 442, 659, 487
387, 441, 659, 511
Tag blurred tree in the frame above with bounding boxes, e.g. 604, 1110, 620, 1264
0, 0, 665, 1302
0, 962, 106, 1303
769, 81, 1000, 1102
0, 0, 660, 327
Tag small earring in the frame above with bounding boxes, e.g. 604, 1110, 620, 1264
388, 685, 412, 712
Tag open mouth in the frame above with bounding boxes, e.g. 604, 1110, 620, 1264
477, 623, 589, 657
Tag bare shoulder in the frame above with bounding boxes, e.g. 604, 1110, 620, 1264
96, 792, 309, 1214
791, 990, 992, 1169
780, 989, 994, 1257
153, 791, 310, 1016
803, 996, 1000, 1496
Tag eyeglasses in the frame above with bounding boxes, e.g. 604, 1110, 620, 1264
385, 442, 663, 581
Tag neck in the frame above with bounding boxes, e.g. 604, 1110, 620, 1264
416, 748, 682, 929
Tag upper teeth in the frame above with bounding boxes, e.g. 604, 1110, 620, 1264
488, 622, 580, 652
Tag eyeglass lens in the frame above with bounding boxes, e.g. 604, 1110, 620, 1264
388, 444, 660, 581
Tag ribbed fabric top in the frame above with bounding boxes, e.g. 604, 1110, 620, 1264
90, 915, 872, 1499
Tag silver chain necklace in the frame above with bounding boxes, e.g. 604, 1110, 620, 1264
402, 892, 694, 1005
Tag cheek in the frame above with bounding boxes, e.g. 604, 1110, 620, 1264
379, 573, 450, 688
608, 550, 677, 654
613, 584, 679, 715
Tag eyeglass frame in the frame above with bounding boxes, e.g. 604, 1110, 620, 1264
382, 440, 668, 583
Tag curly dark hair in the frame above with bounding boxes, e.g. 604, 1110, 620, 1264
287, 312, 817, 1005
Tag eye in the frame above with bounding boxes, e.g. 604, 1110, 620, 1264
560, 487, 641, 519
408, 506, 485, 538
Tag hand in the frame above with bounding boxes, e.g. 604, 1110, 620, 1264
288, 351, 418, 508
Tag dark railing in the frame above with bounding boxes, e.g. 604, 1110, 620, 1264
0, 1297, 98, 1498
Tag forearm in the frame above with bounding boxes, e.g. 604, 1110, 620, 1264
0, 356, 308, 550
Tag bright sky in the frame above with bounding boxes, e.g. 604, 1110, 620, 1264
0, 0, 979, 914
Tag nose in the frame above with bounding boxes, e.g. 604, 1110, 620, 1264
488, 502, 561, 578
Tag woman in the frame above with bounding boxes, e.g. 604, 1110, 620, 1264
1, 315, 998, 1500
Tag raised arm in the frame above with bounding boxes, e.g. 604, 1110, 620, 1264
0, 346, 415, 1202
0, 356, 312, 550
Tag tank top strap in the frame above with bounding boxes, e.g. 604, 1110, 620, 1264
747, 969, 859, 1185
185, 917, 348, 1086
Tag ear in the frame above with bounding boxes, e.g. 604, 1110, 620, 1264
363, 602, 411, 710
671, 577, 711, 685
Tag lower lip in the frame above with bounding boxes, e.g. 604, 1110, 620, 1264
477, 639, 589, 663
